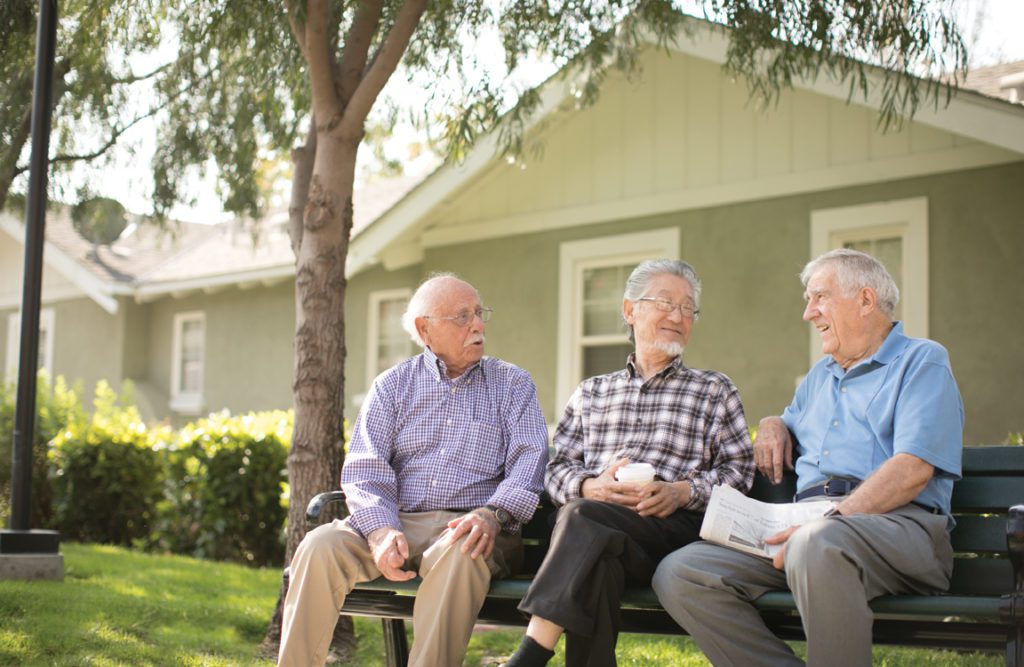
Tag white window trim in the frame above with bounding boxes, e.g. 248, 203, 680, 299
809, 197, 928, 369
556, 227, 680, 414
5, 307, 55, 381
170, 310, 205, 415
366, 287, 413, 390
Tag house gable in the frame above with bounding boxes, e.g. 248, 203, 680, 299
415, 48, 1020, 250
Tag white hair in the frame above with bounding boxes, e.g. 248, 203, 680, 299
401, 272, 461, 347
800, 248, 900, 319
622, 259, 702, 342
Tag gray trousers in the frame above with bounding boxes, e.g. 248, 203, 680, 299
651, 502, 953, 667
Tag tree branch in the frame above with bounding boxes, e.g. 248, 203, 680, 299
289, 114, 317, 258
284, 0, 308, 57
341, 0, 427, 141
301, 0, 343, 132
336, 0, 383, 105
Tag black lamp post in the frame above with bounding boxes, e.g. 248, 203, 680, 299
0, 0, 61, 560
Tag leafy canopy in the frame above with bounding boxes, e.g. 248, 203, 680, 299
1, 0, 967, 220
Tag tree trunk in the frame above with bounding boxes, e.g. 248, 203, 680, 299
262, 123, 359, 661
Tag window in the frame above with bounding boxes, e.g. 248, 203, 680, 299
809, 197, 928, 369
556, 228, 680, 413
5, 308, 55, 381
366, 289, 414, 387
171, 311, 205, 415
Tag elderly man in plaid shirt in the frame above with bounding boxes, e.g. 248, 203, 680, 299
505, 259, 755, 667
279, 274, 548, 667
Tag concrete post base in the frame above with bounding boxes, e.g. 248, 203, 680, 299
0, 553, 64, 581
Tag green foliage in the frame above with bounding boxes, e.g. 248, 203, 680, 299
0, 374, 87, 528
157, 411, 292, 567
48, 381, 169, 545
1008, 433, 1023, 446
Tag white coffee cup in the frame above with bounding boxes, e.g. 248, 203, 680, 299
615, 462, 655, 484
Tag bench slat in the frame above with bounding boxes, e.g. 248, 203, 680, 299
962, 445, 1024, 473
951, 476, 1024, 512
950, 514, 1015, 553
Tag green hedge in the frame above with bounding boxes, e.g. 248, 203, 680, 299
157, 410, 291, 566
1, 377, 293, 567
48, 382, 168, 546
0, 375, 87, 529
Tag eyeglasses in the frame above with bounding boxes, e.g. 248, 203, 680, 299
636, 297, 700, 321
423, 307, 493, 327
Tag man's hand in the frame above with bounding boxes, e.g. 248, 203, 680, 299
635, 481, 688, 518
367, 527, 416, 581
581, 458, 644, 508
765, 525, 799, 570
755, 417, 794, 484
446, 509, 500, 561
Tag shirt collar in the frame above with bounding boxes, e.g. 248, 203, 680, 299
421, 346, 484, 382
626, 353, 684, 380
825, 321, 908, 375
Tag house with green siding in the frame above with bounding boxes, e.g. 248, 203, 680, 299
2, 23, 1023, 443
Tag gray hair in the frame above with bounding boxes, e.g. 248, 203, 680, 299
622, 259, 702, 342
800, 248, 900, 319
401, 272, 462, 347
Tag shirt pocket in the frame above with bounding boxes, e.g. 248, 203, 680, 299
461, 421, 505, 477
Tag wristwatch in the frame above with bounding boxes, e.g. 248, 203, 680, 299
484, 504, 512, 532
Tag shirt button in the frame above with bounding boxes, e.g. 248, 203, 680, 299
823, 449, 830, 456
832, 420, 839, 427
431, 480, 437, 486
840, 387, 848, 393
446, 419, 452, 425
439, 449, 445, 455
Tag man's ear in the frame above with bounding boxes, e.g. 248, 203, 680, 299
415, 317, 430, 345
622, 299, 635, 326
859, 287, 878, 315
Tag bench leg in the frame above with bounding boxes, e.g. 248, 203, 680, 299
382, 618, 409, 667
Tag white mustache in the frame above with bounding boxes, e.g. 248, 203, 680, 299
464, 335, 485, 347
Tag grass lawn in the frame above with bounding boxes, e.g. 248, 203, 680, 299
0, 543, 1002, 666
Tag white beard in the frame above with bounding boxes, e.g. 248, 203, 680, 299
653, 341, 684, 358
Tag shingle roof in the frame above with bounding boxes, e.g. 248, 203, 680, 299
964, 60, 1024, 103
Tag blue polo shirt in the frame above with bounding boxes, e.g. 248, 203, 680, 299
782, 322, 963, 517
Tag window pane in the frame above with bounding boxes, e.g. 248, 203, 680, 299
376, 296, 411, 374
583, 343, 634, 378
178, 318, 204, 393
583, 265, 630, 336
843, 237, 903, 320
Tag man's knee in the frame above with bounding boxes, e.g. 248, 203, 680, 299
652, 545, 709, 599
785, 519, 850, 578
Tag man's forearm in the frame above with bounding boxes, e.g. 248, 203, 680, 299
835, 453, 933, 515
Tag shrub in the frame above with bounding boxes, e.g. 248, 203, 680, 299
48, 381, 169, 545
0, 375, 86, 528
1008, 433, 1023, 446
157, 410, 291, 567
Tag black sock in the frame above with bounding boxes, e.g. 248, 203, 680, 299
504, 634, 555, 666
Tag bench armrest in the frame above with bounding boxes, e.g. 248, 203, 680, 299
306, 490, 347, 525
1010, 504, 1024, 593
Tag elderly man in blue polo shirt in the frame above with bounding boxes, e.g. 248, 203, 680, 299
653, 248, 964, 667
279, 273, 548, 667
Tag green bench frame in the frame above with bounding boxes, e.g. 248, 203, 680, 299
298, 445, 1024, 666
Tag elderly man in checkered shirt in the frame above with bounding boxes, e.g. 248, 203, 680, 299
504, 259, 755, 667
279, 274, 548, 667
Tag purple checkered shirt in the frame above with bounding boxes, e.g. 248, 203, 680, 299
546, 355, 754, 510
342, 347, 549, 538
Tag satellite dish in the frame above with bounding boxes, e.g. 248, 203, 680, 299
71, 196, 128, 246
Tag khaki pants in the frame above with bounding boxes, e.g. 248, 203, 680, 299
278, 510, 521, 667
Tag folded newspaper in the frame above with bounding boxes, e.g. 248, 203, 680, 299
700, 485, 834, 558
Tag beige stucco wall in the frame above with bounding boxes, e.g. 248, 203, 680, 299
144, 281, 296, 421
421, 161, 1024, 444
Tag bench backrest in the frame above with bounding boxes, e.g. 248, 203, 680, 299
521, 445, 1023, 596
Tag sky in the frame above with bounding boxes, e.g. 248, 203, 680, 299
46, 0, 1024, 225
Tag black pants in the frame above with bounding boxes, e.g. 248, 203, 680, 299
517, 498, 703, 667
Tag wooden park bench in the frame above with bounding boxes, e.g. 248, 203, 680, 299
298, 445, 1024, 666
